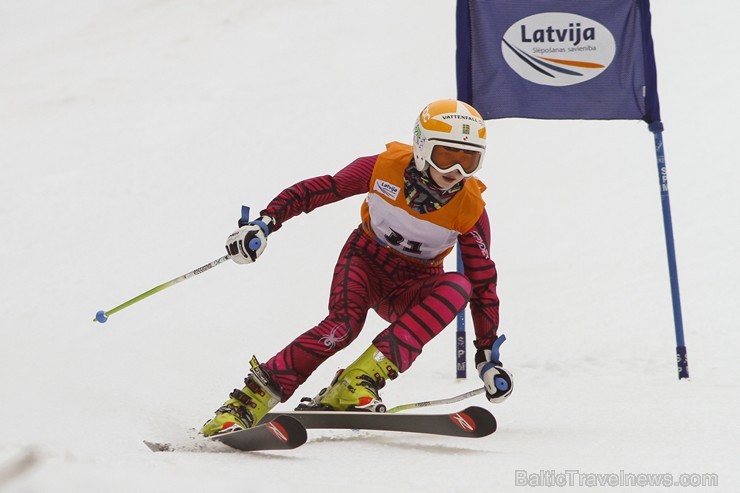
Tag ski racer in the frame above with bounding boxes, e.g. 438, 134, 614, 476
200, 99, 514, 436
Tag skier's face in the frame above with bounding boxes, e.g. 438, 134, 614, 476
428, 166, 464, 190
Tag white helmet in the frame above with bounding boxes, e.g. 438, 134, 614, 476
413, 99, 486, 178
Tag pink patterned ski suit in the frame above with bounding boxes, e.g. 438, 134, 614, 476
260, 148, 500, 401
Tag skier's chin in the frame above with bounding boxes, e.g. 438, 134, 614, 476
429, 168, 463, 190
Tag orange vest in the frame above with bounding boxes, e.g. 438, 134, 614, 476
361, 142, 486, 266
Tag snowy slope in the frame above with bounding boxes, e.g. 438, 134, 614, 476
1, 1, 738, 492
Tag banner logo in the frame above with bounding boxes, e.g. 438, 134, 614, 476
501, 12, 615, 87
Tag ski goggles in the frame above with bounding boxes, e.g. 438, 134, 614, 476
427, 144, 483, 178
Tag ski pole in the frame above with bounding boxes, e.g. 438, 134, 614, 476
94, 205, 253, 323
388, 336, 507, 412
387, 387, 485, 413
93, 255, 230, 323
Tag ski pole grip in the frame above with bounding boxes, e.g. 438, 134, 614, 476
491, 334, 506, 364
238, 205, 251, 227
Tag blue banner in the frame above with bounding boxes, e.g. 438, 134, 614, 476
456, 0, 660, 122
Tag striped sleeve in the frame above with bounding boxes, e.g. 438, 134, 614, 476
260, 155, 377, 231
458, 208, 500, 350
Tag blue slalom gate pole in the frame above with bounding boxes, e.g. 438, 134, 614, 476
456, 245, 467, 378
649, 122, 689, 379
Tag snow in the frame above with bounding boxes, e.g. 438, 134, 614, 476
1, 1, 738, 491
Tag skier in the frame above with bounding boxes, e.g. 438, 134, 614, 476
200, 99, 514, 437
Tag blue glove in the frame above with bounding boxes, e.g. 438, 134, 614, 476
475, 335, 513, 404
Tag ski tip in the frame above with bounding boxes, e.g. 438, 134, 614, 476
211, 415, 308, 452
455, 406, 497, 437
143, 440, 172, 452
94, 310, 108, 323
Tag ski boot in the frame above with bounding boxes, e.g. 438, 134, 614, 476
299, 345, 399, 412
200, 357, 282, 437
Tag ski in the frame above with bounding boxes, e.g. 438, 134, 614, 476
145, 406, 494, 453
210, 415, 307, 451
144, 416, 307, 453
263, 405, 496, 438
